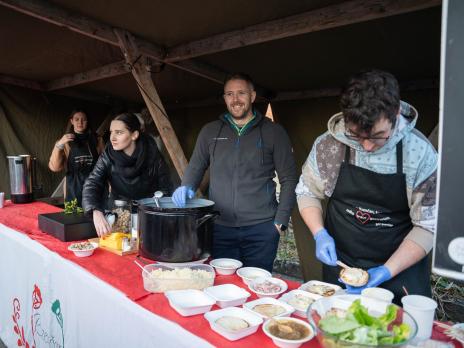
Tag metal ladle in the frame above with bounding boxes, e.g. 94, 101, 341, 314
153, 191, 163, 208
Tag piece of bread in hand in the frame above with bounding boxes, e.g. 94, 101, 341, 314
339, 267, 369, 287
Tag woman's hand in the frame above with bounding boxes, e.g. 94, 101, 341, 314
57, 133, 75, 147
93, 210, 111, 237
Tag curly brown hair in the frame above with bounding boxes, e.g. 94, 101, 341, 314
340, 69, 400, 133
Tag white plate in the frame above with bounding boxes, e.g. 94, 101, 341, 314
243, 297, 294, 318
156, 257, 208, 267
279, 290, 320, 318
204, 307, 263, 341
298, 280, 343, 297
204, 284, 251, 308
165, 289, 215, 316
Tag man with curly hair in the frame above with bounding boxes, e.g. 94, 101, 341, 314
296, 69, 437, 303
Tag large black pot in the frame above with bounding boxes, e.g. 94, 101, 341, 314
136, 197, 218, 263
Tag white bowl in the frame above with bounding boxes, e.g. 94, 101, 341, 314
298, 280, 342, 297
204, 284, 251, 308
236, 267, 272, 285
279, 290, 320, 318
204, 307, 263, 341
262, 317, 314, 348
209, 258, 243, 275
243, 297, 294, 319
68, 241, 98, 257
165, 289, 216, 316
249, 277, 288, 298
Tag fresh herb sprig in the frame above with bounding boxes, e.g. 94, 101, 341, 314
64, 198, 84, 214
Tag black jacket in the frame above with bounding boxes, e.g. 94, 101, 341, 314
82, 135, 172, 213
182, 110, 297, 227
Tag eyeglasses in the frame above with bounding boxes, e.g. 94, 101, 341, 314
344, 131, 391, 145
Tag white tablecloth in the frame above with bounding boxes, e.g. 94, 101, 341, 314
0, 223, 213, 348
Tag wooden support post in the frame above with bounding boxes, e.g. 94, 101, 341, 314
114, 28, 188, 178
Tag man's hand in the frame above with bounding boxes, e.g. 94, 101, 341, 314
314, 228, 338, 266
344, 265, 392, 294
172, 186, 195, 207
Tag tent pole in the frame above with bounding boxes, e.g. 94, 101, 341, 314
114, 28, 188, 179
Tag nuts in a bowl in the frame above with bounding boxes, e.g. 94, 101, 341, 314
68, 241, 97, 257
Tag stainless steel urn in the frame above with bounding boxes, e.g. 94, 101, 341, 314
7, 155, 34, 203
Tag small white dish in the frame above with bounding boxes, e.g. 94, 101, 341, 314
279, 290, 320, 318
204, 307, 263, 341
236, 267, 271, 285
249, 277, 288, 298
204, 284, 251, 308
243, 297, 294, 319
262, 317, 314, 348
298, 280, 342, 297
165, 289, 216, 316
68, 241, 98, 257
209, 258, 243, 275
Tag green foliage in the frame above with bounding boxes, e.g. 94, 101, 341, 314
63, 198, 84, 214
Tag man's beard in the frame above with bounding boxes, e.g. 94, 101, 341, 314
228, 103, 251, 120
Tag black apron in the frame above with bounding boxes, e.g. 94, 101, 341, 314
65, 134, 98, 205
323, 141, 430, 305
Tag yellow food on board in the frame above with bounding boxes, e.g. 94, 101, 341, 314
99, 232, 130, 250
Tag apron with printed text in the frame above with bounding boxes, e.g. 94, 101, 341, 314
323, 141, 430, 304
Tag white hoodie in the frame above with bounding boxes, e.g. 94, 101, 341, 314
296, 101, 438, 253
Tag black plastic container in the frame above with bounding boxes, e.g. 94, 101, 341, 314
136, 197, 218, 263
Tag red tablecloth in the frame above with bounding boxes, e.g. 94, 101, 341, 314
0, 201, 461, 348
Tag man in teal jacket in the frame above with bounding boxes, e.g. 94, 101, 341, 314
173, 73, 297, 271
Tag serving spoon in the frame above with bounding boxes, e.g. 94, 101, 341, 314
336, 260, 352, 270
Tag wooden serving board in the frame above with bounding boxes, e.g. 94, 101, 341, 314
88, 238, 138, 256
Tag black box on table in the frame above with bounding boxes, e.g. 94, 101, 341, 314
38, 212, 97, 242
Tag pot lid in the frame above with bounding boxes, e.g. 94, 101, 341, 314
137, 197, 214, 209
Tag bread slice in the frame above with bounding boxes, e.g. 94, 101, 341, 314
339, 267, 369, 287
252, 304, 286, 317
215, 316, 250, 332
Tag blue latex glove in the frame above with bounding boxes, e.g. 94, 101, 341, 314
344, 265, 392, 294
314, 228, 338, 266
172, 186, 195, 207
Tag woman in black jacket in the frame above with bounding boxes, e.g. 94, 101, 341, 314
82, 112, 172, 236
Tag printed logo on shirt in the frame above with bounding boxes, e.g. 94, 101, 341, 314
74, 155, 93, 167
212, 137, 228, 140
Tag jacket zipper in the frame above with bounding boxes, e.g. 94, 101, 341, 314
232, 136, 240, 224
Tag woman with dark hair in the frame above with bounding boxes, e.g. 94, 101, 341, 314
48, 109, 104, 205
82, 112, 172, 236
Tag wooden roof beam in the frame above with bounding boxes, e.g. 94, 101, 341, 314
45, 60, 130, 91
166, 79, 438, 109
0, 74, 43, 90
115, 28, 188, 178
166, 0, 441, 62
0, 0, 275, 96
